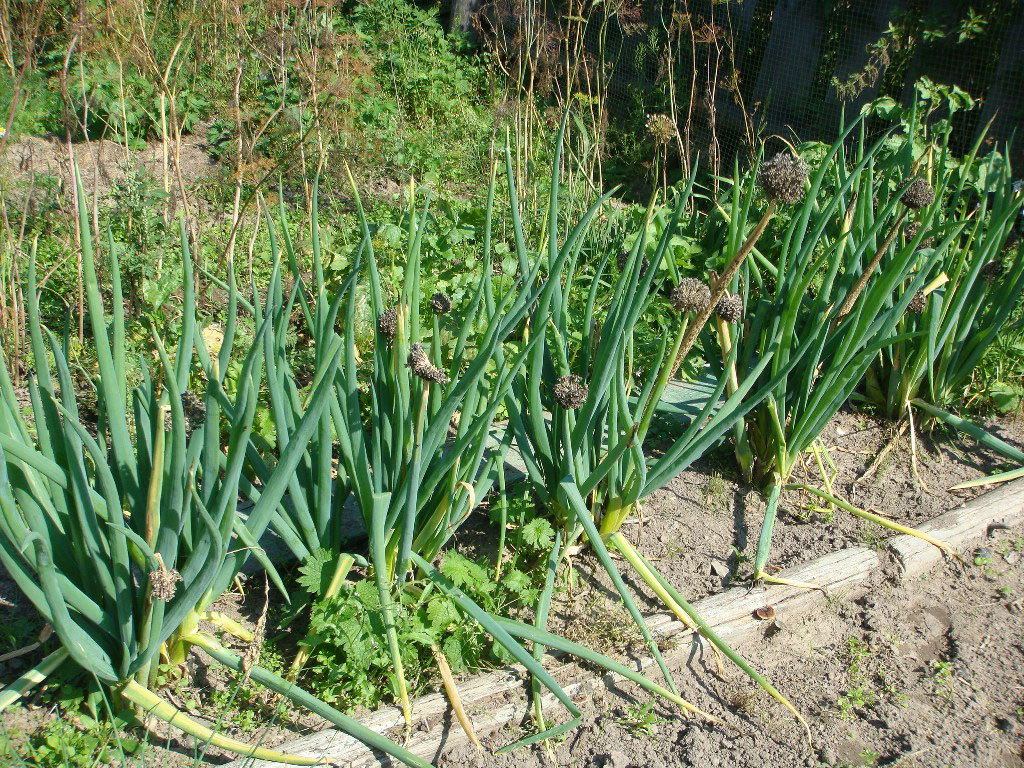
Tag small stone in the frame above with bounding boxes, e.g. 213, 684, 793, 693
709, 559, 731, 578
1004, 551, 1019, 565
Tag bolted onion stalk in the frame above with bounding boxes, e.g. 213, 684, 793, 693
553, 374, 588, 410
900, 177, 934, 210
150, 556, 182, 602
758, 153, 809, 205
670, 278, 711, 314
714, 292, 743, 324
906, 290, 927, 315
407, 343, 450, 385
377, 307, 399, 342
430, 292, 452, 314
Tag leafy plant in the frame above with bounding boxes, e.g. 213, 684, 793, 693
0, 169, 437, 768
865, 130, 1024, 418
719, 119, 950, 582
497, 117, 809, 737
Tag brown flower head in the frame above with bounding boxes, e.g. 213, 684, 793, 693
670, 278, 712, 314
150, 563, 182, 602
646, 113, 676, 146
430, 292, 452, 315
900, 177, 934, 210
377, 307, 399, 342
181, 390, 206, 436
407, 343, 450, 385
981, 258, 1005, 282
553, 374, 588, 410
907, 290, 927, 315
714, 291, 744, 324
758, 153, 809, 204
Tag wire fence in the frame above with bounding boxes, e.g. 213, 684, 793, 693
478, 0, 1024, 178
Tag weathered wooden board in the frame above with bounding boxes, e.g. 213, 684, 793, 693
888, 478, 1024, 577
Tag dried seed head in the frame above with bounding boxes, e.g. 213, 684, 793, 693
430, 292, 452, 315
670, 278, 712, 314
907, 290, 927, 315
162, 404, 173, 432
981, 258, 1005, 282
900, 177, 934, 210
757, 153, 809, 204
904, 220, 921, 241
714, 291, 744, 324
407, 343, 450, 384
181, 391, 206, 436
1004, 227, 1021, 253
150, 564, 182, 602
553, 374, 588, 410
617, 250, 651, 275
377, 307, 398, 342
645, 113, 676, 145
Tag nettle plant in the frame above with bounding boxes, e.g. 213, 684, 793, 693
718, 123, 959, 584
498, 121, 812, 735
0, 173, 451, 768
227, 167, 718, 756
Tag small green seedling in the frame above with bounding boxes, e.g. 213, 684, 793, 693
616, 700, 667, 736
931, 660, 955, 702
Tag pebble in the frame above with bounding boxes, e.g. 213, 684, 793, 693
709, 559, 731, 578
1005, 551, 1020, 565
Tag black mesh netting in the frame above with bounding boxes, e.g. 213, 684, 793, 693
476, 0, 1023, 177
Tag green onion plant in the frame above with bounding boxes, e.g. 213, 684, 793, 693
722, 122, 951, 584
500, 118, 812, 735
0, 170, 443, 768
865, 143, 1024, 419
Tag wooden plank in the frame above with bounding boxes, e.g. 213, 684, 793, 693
888, 478, 1024, 578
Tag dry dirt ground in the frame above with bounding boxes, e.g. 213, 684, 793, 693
432, 411, 1024, 768
2, 411, 1024, 767
442, 526, 1024, 768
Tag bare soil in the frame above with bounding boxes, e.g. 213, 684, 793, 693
443, 524, 1024, 768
